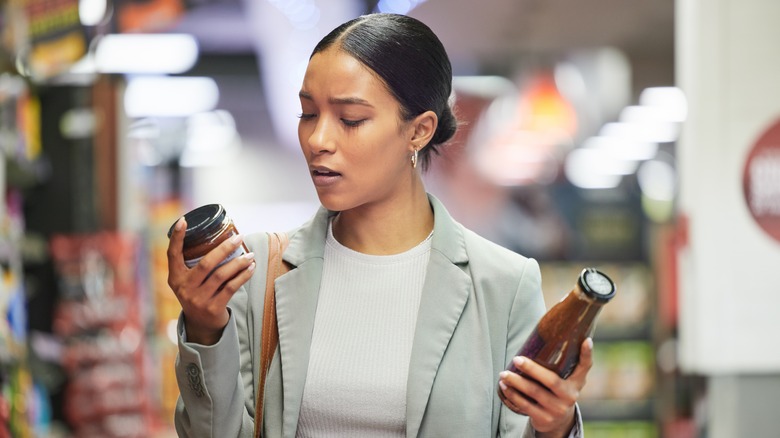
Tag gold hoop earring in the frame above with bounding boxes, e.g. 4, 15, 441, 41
411, 148, 419, 169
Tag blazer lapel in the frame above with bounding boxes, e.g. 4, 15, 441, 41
406, 195, 471, 437
274, 261, 321, 437
273, 207, 331, 438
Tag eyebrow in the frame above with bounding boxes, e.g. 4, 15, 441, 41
299, 91, 374, 107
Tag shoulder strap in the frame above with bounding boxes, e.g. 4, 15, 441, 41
255, 232, 290, 438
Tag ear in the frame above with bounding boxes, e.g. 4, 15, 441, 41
408, 110, 438, 152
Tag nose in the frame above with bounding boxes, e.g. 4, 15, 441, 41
301, 116, 336, 154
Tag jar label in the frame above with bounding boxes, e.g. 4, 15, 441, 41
184, 246, 246, 269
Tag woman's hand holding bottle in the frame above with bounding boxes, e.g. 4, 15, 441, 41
498, 338, 593, 437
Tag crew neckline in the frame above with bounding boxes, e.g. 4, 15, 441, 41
326, 218, 433, 262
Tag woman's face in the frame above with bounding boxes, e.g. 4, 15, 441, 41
298, 47, 416, 213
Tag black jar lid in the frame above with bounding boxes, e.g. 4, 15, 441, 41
167, 204, 227, 245
578, 268, 616, 303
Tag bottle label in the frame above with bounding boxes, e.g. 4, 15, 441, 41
184, 246, 246, 269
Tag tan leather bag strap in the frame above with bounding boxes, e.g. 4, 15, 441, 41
255, 232, 290, 438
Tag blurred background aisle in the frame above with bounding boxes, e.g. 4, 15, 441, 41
0, 0, 777, 437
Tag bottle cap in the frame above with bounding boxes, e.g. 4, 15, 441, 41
578, 268, 616, 302
167, 204, 227, 246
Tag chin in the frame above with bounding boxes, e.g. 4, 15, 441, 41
315, 193, 347, 212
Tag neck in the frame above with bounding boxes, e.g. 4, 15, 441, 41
332, 186, 434, 255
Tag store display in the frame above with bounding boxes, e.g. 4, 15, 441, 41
583, 421, 657, 437
50, 233, 155, 437
0, 74, 52, 436
14, 0, 87, 80
147, 200, 187, 428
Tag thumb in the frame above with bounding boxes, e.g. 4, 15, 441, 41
568, 337, 594, 384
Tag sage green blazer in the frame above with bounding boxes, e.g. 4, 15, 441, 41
175, 195, 552, 437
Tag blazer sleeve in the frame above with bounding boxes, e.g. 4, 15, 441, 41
173, 233, 270, 438
497, 257, 546, 437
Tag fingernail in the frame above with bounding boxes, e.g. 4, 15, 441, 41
175, 217, 185, 230
513, 357, 525, 367
498, 381, 508, 391
230, 234, 242, 244
243, 252, 255, 260
586, 337, 594, 349
247, 261, 256, 272
499, 371, 509, 380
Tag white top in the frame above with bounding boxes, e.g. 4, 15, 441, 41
296, 221, 433, 437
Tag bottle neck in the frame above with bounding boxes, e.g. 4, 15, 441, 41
537, 284, 605, 337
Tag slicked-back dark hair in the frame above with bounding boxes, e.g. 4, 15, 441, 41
311, 13, 457, 170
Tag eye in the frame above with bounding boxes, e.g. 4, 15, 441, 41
341, 118, 366, 128
297, 113, 316, 121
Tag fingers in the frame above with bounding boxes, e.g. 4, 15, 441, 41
187, 233, 245, 283
195, 235, 251, 288
175, 251, 256, 345
498, 341, 594, 434
167, 217, 188, 286
499, 375, 557, 429
206, 252, 257, 305
499, 360, 554, 414
498, 372, 535, 416
168, 231, 255, 320
498, 360, 577, 433
511, 357, 563, 397
499, 356, 578, 411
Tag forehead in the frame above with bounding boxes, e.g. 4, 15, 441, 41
301, 48, 393, 102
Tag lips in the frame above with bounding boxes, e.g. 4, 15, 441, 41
311, 166, 342, 187
312, 168, 341, 177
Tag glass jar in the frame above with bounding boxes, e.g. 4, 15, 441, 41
167, 204, 247, 269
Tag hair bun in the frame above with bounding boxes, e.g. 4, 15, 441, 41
431, 105, 457, 146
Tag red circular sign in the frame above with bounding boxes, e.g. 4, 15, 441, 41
743, 119, 780, 243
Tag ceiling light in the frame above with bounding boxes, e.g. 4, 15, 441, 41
124, 76, 219, 118
600, 120, 679, 144
95, 34, 198, 74
377, 0, 427, 14
452, 75, 516, 99
638, 87, 687, 123
564, 148, 623, 189
583, 135, 658, 162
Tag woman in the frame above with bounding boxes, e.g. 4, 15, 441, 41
167, 13, 591, 437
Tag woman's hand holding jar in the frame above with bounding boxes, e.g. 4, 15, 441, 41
166, 216, 256, 346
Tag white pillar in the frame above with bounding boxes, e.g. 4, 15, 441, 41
677, 0, 780, 373
676, 0, 780, 434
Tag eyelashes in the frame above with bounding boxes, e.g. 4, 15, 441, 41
297, 113, 367, 128
341, 119, 366, 128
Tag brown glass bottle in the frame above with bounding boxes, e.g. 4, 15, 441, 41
498, 267, 615, 403
167, 204, 248, 269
